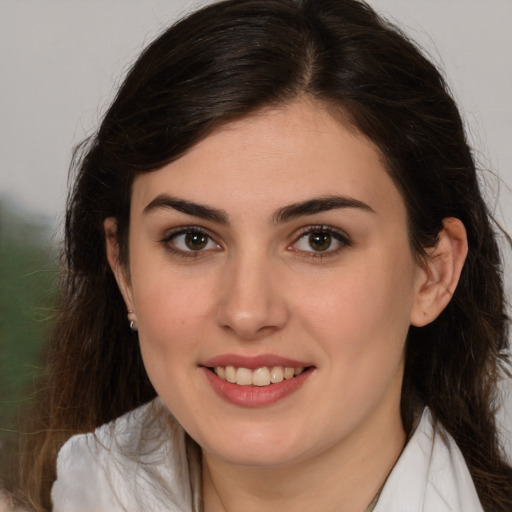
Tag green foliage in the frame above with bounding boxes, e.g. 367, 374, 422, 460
0, 198, 59, 483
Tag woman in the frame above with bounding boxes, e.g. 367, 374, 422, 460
19, 0, 512, 510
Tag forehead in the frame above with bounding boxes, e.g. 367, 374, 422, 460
130, 99, 404, 221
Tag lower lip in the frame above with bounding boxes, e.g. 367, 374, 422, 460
202, 367, 313, 407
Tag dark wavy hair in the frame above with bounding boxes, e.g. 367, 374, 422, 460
18, 0, 511, 510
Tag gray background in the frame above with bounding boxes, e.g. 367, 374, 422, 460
1, 0, 511, 455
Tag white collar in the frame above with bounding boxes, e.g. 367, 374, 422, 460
374, 408, 483, 512
52, 401, 483, 512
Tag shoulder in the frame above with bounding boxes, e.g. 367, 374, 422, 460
51, 429, 118, 512
51, 399, 194, 512
375, 407, 484, 512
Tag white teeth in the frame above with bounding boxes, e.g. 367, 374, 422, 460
284, 367, 295, 380
252, 367, 271, 386
270, 366, 284, 383
235, 367, 253, 385
213, 365, 306, 387
225, 365, 236, 383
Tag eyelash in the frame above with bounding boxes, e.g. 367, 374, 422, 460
289, 225, 351, 259
160, 225, 351, 259
161, 226, 221, 259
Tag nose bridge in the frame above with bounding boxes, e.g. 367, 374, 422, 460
216, 245, 288, 339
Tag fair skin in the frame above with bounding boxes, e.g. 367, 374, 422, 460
105, 99, 467, 512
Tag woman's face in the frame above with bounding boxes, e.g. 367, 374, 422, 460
116, 100, 428, 468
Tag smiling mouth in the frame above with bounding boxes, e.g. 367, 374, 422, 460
210, 366, 307, 387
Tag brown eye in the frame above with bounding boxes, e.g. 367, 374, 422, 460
185, 232, 208, 250
166, 228, 220, 254
289, 226, 350, 257
308, 231, 332, 251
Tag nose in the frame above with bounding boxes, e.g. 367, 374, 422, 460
215, 251, 290, 341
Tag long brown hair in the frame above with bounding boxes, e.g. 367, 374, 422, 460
18, 0, 512, 510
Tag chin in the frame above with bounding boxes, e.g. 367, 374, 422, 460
198, 426, 313, 468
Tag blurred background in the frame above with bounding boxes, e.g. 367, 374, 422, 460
1, 0, 511, 486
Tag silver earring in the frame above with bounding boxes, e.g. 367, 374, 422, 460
127, 310, 138, 332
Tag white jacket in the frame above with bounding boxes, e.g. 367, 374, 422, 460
51, 400, 484, 512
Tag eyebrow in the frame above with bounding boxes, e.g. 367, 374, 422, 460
143, 194, 375, 225
143, 194, 229, 224
273, 196, 375, 223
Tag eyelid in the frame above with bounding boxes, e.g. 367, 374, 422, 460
161, 225, 207, 241
160, 225, 222, 257
288, 225, 351, 256
159, 224, 350, 260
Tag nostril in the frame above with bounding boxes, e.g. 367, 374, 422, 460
215, 269, 290, 338
220, 323, 280, 342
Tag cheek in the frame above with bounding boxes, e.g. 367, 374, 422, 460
132, 266, 215, 357
296, 253, 417, 362
132, 271, 217, 411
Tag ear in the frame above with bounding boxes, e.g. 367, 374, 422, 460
104, 217, 135, 314
410, 217, 468, 327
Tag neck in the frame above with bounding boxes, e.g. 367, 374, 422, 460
202, 407, 405, 512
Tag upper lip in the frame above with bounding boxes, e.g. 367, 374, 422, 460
202, 353, 312, 369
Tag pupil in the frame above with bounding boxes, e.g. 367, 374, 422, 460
309, 232, 331, 251
185, 232, 208, 250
